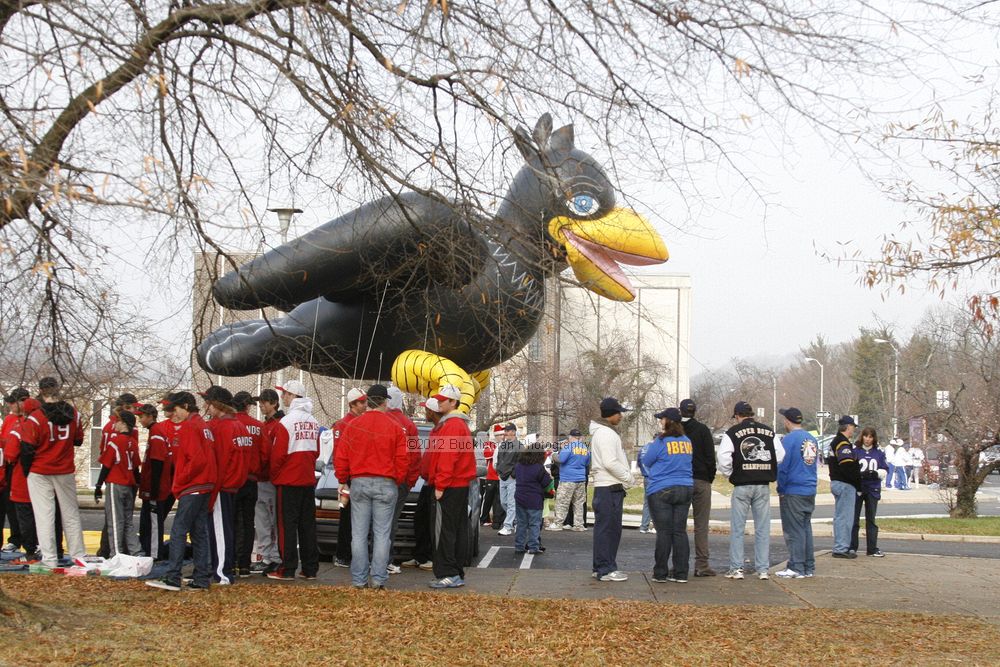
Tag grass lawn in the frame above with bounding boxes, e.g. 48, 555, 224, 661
711, 478, 831, 496
870, 516, 1000, 536
1, 577, 997, 666
585, 484, 645, 506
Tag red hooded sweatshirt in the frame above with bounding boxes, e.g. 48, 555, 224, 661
334, 410, 409, 486
270, 398, 319, 487
426, 412, 477, 489
172, 413, 218, 498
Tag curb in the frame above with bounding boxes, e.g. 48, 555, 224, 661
697, 521, 1000, 543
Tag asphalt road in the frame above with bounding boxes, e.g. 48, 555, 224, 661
472, 524, 1000, 574
77, 475, 1000, 572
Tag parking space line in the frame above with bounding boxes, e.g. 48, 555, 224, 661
477, 546, 500, 568
519, 553, 533, 570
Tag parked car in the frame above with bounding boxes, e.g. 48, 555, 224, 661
315, 421, 482, 564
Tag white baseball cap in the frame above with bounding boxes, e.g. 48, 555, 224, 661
432, 384, 462, 402
387, 385, 404, 410
346, 388, 367, 404
420, 397, 441, 412
275, 379, 307, 398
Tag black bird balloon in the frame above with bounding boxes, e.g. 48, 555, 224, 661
196, 114, 668, 411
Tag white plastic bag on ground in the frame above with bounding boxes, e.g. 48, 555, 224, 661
99, 554, 154, 578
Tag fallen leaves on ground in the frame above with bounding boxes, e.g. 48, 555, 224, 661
0, 576, 997, 666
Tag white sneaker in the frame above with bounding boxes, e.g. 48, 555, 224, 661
387, 564, 402, 575
1, 542, 17, 553
418, 561, 434, 571
775, 568, 804, 579
571, 526, 587, 532
497, 527, 513, 536
545, 524, 563, 532
599, 570, 629, 582
724, 569, 744, 580
400, 559, 419, 568
758, 572, 769, 580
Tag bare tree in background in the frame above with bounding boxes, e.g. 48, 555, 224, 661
904, 308, 1000, 517
1, 1, 948, 382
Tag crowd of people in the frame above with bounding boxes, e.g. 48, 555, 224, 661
0, 377, 479, 591
2, 377, 914, 590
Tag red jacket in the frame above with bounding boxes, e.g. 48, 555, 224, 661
235, 411, 264, 482
259, 410, 284, 483
0, 414, 16, 493
208, 414, 251, 493
2, 402, 40, 503
483, 441, 499, 481
334, 410, 409, 486
387, 409, 422, 488
270, 398, 319, 487
426, 412, 477, 489
172, 413, 218, 498
139, 420, 175, 501
100, 432, 140, 487
20, 401, 82, 475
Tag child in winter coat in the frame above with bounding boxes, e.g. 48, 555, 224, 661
513, 446, 551, 555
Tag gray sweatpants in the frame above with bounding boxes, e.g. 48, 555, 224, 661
27, 472, 86, 566
253, 481, 281, 564
551, 481, 586, 528
106, 482, 140, 556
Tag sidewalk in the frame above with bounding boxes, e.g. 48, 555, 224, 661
298, 551, 1000, 625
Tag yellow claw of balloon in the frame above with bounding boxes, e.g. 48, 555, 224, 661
391, 350, 488, 414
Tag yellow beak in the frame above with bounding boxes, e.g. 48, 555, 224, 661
548, 208, 669, 301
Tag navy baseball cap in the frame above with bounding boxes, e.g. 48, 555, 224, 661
779, 407, 803, 424
569, 428, 582, 437
733, 401, 753, 417
679, 399, 696, 417
838, 415, 858, 427
600, 397, 630, 416
654, 407, 682, 422
366, 384, 389, 399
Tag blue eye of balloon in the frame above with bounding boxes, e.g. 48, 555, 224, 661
566, 194, 599, 216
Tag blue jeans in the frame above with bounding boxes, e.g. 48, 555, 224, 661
729, 484, 771, 574
779, 494, 815, 575
499, 478, 516, 530
166, 493, 212, 587
893, 467, 909, 490
885, 463, 895, 488
592, 485, 625, 576
514, 505, 542, 551
647, 485, 692, 579
830, 480, 857, 554
349, 477, 398, 587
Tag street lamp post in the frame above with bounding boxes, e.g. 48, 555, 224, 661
771, 375, 777, 431
267, 207, 303, 389
874, 338, 899, 440
804, 357, 825, 437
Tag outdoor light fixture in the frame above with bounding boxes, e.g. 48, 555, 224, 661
804, 357, 826, 436
267, 207, 303, 244
874, 338, 900, 439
